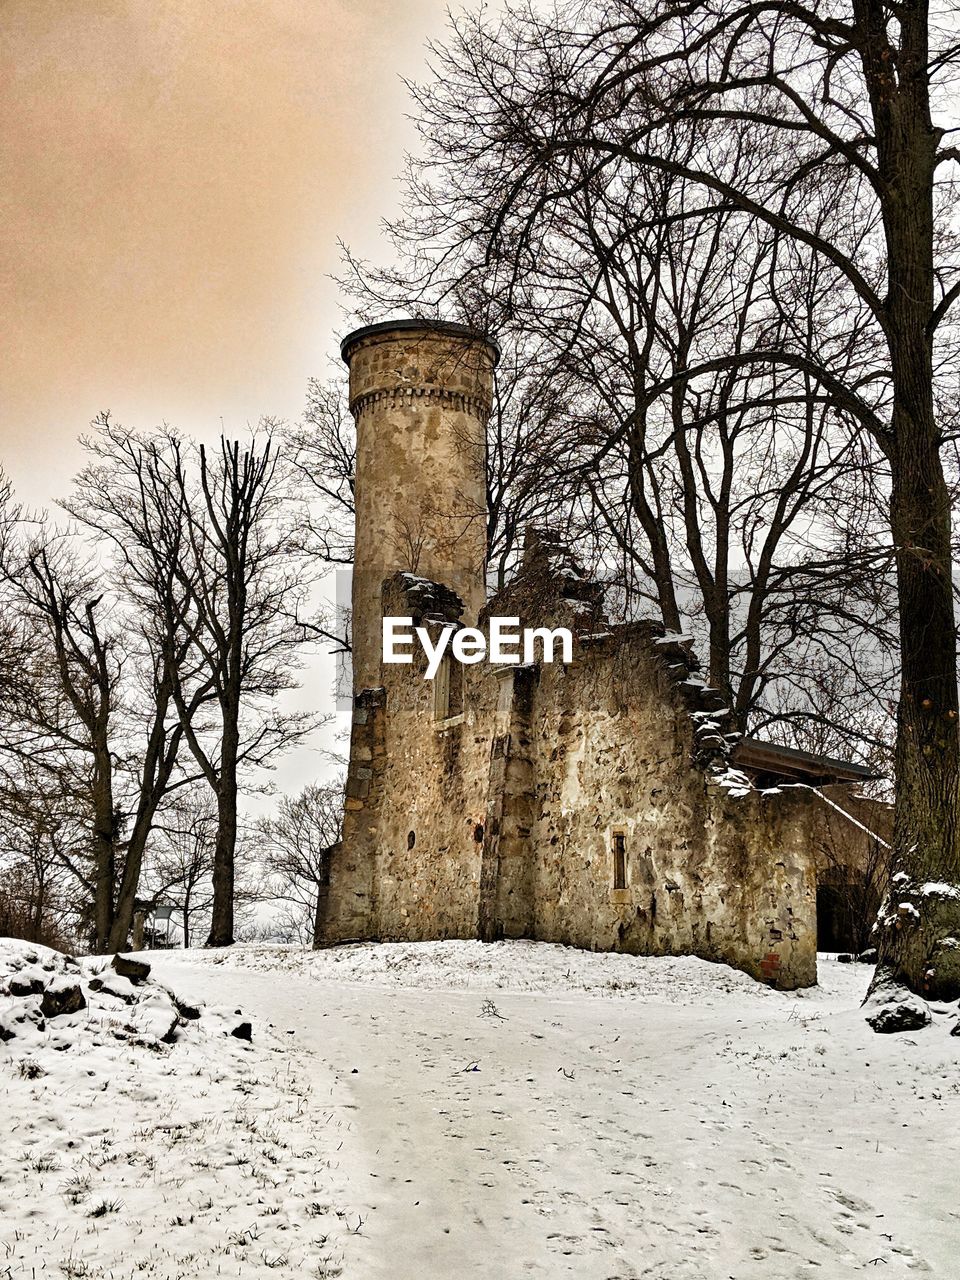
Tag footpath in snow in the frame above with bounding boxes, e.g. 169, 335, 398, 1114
2, 938, 958, 1279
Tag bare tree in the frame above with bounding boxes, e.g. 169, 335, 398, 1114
0, 764, 77, 949
257, 783, 342, 947
285, 377, 356, 567
483, 339, 585, 589
73, 425, 330, 948
172, 433, 321, 946
144, 790, 217, 948
0, 494, 124, 951
65, 419, 211, 950
0, 420, 325, 954
346, 143, 895, 761
0, 459, 208, 951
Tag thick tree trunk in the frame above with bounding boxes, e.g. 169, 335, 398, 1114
207, 793, 236, 947
108, 692, 179, 952
860, 0, 960, 1006
889, 434, 959, 883
109, 812, 159, 952
109, 841, 144, 953
206, 726, 238, 947
626, 429, 682, 633
108, 787, 176, 951
706, 595, 734, 708
91, 743, 116, 953
872, 409, 960, 1000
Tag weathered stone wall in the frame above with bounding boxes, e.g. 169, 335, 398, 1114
479, 627, 816, 988
319, 575, 498, 944
343, 320, 497, 688
318, 321, 818, 988
478, 665, 539, 942
318, 574, 819, 988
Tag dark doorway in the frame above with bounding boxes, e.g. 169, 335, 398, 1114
817, 883, 858, 951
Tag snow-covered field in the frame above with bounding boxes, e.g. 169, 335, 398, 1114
2, 940, 957, 1279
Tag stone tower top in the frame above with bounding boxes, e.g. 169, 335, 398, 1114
341, 318, 498, 690
340, 317, 500, 367
341, 320, 499, 419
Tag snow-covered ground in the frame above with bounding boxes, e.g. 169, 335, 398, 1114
2, 939, 957, 1279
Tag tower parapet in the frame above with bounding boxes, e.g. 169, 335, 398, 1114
341, 319, 498, 690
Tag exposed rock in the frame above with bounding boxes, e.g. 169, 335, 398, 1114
857, 948, 878, 964
127, 988, 181, 1045
0, 1004, 43, 1041
167, 989, 201, 1020
8, 975, 45, 996
230, 1021, 252, 1041
866, 1000, 931, 1034
837, 953, 854, 964
88, 975, 138, 1004
0, 940, 212, 1058
111, 954, 151, 984
40, 981, 86, 1018
864, 977, 931, 1034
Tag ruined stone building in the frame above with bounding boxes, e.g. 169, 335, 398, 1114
316, 320, 879, 989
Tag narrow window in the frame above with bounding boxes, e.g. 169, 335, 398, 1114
433, 652, 463, 722
433, 654, 451, 720
612, 831, 627, 890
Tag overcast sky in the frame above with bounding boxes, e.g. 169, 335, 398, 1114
1, 0, 460, 793
1, 0, 455, 509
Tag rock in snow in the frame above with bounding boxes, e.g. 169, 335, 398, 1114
0, 938, 245, 1051
865, 998, 932, 1034
863, 970, 932, 1034
39, 979, 86, 1018
111, 952, 152, 983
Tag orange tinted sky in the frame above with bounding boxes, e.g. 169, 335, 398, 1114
1, 0, 454, 508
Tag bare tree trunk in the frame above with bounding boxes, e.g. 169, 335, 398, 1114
182, 888, 191, 949
31, 850, 47, 942
91, 740, 116, 953
108, 832, 148, 952
865, 1, 960, 1000
207, 733, 238, 947
626, 426, 682, 633
875, 400, 960, 998
107, 686, 184, 952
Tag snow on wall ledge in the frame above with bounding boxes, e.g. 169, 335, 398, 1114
318, 566, 818, 991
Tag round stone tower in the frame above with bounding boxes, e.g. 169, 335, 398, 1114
341, 319, 499, 690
